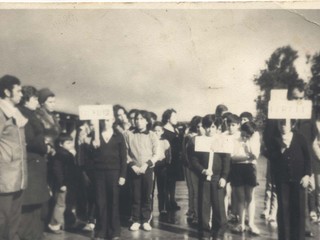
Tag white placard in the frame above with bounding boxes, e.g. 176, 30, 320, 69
268, 100, 312, 119
194, 135, 233, 154
79, 105, 113, 120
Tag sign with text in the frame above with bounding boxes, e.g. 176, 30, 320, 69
194, 135, 233, 154
79, 105, 113, 120
268, 100, 312, 119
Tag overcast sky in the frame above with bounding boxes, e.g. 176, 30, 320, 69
1, 8, 320, 121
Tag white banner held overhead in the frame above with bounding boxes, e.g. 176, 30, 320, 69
79, 105, 113, 120
268, 100, 312, 119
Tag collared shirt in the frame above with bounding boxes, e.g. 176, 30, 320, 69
0, 99, 27, 127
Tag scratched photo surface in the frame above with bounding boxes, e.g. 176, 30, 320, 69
1, 5, 320, 240
0, 8, 319, 120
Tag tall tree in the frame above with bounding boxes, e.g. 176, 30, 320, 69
253, 46, 299, 128
307, 52, 320, 113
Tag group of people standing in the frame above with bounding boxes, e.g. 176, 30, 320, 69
0, 74, 319, 240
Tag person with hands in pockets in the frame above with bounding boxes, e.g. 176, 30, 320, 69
188, 114, 230, 240
124, 110, 160, 232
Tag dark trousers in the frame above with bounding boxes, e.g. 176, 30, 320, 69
94, 170, 120, 239
76, 169, 96, 223
131, 168, 153, 223
119, 166, 132, 219
153, 165, 169, 212
276, 181, 306, 240
198, 177, 227, 238
0, 191, 23, 240
18, 204, 45, 240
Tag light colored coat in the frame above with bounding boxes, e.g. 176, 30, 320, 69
0, 100, 27, 193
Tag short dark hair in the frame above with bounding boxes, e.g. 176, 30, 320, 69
128, 109, 139, 118
135, 110, 152, 130
161, 109, 176, 124
57, 133, 73, 145
0, 75, 21, 99
227, 114, 240, 125
215, 104, 228, 117
240, 121, 256, 137
149, 111, 157, 121
20, 86, 38, 106
202, 114, 222, 129
113, 104, 128, 119
153, 121, 164, 130
240, 112, 253, 122
189, 115, 203, 134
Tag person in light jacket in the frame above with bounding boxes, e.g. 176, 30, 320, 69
0, 75, 27, 240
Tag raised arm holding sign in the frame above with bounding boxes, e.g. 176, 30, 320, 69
78, 104, 114, 147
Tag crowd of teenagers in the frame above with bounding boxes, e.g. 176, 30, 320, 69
0, 74, 320, 240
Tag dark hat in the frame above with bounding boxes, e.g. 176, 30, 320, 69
38, 88, 55, 104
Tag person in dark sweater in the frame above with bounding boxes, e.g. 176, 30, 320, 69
48, 133, 77, 233
92, 114, 127, 240
161, 108, 183, 210
189, 114, 230, 240
17, 86, 52, 240
268, 119, 312, 240
74, 120, 96, 231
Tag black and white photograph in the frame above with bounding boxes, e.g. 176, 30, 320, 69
1, 1, 320, 240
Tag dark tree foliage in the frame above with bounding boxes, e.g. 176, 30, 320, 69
308, 52, 320, 113
253, 46, 299, 129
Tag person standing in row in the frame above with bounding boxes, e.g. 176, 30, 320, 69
18, 86, 51, 240
48, 133, 77, 233
182, 116, 204, 225
189, 114, 230, 240
230, 121, 261, 235
0, 75, 28, 240
162, 109, 183, 210
152, 122, 171, 215
125, 110, 159, 232
269, 119, 311, 240
92, 114, 127, 240
35, 88, 61, 223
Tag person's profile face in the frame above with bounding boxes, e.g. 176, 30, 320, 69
61, 140, 74, 151
241, 117, 249, 125
197, 123, 205, 136
44, 96, 56, 112
129, 113, 136, 126
25, 96, 39, 111
117, 109, 128, 123
169, 112, 178, 125
10, 84, 22, 105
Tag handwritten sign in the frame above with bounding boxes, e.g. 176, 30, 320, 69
195, 135, 233, 154
268, 89, 312, 119
195, 135, 233, 181
79, 105, 113, 120
268, 100, 312, 119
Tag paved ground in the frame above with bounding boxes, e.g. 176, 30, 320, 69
43, 157, 320, 240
